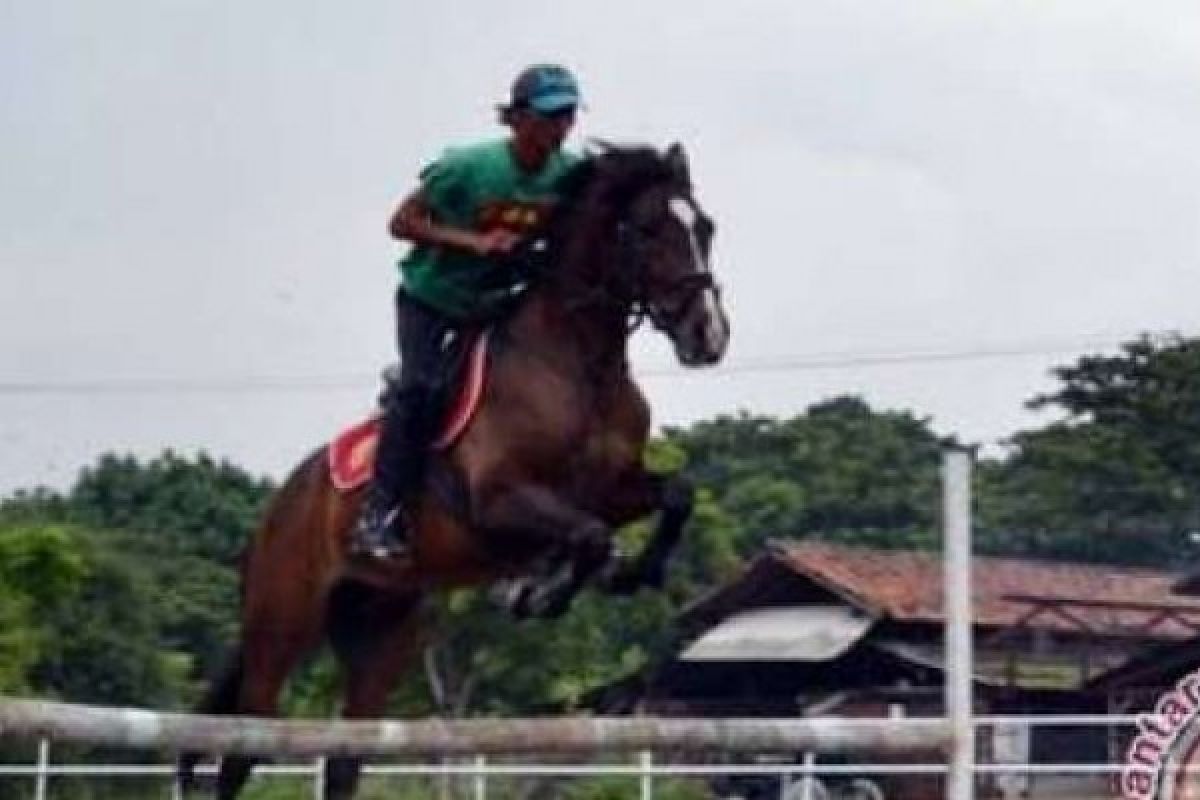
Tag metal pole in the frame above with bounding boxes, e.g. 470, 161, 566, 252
639, 750, 653, 800
34, 738, 49, 800
798, 751, 817, 800
944, 449, 975, 800
473, 755, 487, 800
313, 756, 324, 800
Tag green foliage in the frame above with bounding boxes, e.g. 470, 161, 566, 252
68, 449, 273, 565
32, 532, 188, 706
0, 522, 87, 611
665, 396, 950, 555
978, 334, 1200, 567
0, 452, 270, 710
0, 522, 89, 692
0, 587, 37, 692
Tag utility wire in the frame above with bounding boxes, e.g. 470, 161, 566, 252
639, 334, 1136, 377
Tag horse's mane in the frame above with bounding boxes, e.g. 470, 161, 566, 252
557, 142, 677, 211
540, 144, 677, 256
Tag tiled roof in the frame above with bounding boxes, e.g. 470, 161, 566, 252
773, 541, 1200, 638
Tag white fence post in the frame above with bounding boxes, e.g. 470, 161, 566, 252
797, 751, 817, 800
639, 749, 653, 800
34, 738, 49, 800
944, 448, 975, 800
473, 754, 487, 800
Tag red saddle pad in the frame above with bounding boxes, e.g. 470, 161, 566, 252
328, 333, 488, 491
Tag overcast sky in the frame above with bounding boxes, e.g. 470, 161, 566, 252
2, 0, 1198, 494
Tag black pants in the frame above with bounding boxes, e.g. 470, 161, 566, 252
372, 290, 463, 502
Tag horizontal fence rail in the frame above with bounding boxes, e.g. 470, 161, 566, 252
0, 698, 951, 759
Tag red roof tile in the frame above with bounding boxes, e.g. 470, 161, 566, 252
773, 541, 1200, 638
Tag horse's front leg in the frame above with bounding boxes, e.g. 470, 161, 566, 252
597, 470, 694, 595
476, 485, 613, 618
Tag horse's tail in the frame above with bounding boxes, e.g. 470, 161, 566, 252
175, 644, 245, 793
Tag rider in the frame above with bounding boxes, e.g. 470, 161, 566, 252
352, 64, 583, 559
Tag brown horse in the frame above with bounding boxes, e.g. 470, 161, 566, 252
178, 143, 730, 800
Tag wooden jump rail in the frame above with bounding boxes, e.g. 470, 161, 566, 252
0, 697, 951, 759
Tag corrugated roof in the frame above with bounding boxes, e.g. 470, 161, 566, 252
772, 541, 1200, 638
680, 605, 874, 662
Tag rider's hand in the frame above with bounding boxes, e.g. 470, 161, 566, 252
471, 229, 522, 257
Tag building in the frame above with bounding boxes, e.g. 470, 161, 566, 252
599, 540, 1200, 799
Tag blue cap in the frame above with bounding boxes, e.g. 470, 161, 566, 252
507, 64, 581, 114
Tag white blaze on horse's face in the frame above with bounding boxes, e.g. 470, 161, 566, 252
668, 194, 730, 365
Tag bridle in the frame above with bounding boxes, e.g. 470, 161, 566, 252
616, 219, 719, 334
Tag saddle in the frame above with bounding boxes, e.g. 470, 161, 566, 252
328, 333, 489, 491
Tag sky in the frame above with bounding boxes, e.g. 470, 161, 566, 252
2, 0, 1198, 495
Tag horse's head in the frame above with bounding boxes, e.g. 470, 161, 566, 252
551, 144, 730, 367
620, 143, 730, 367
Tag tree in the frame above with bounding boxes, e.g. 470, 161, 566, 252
665, 397, 952, 556
63, 452, 272, 697
0, 522, 88, 692
979, 334, 1200, 567
0, 453, 264, 707
68, 450, 274, 565
32, 537, 188, 707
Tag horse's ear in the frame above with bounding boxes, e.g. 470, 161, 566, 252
665, 142, 690, 184
585, 137, 615, 157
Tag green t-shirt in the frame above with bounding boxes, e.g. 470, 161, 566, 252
398, 138, 581, 320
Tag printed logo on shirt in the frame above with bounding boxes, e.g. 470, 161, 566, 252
477, 200, 552, 234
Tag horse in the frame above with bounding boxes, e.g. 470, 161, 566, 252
177, 143, 730, 800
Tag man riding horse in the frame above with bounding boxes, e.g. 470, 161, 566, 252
178, 64, 730, 799
355, 64, 584, 559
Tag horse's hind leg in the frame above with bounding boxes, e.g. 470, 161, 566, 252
214, 618, 323, 800
178, 647, 246, 795
214, 565, 330, 798
323, 582, 427, 800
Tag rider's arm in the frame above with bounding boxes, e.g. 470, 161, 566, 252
389, 189, 517, 257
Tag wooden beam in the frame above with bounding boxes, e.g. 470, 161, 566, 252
0, 698, 952, 758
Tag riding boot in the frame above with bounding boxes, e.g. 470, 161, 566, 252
351, 391, 428, 560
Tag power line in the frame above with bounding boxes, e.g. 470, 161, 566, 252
639, 335, 1130, 377
0, 330, 1189, 396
